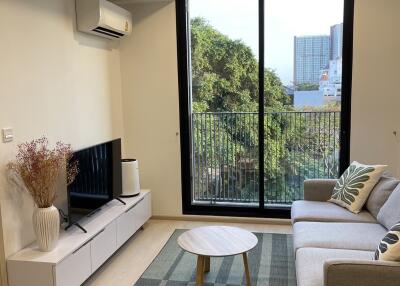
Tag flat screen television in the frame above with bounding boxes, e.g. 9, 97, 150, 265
67, 139, 122, 230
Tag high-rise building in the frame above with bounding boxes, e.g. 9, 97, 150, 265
330, 23, 343, 60
294, 35, 330, 85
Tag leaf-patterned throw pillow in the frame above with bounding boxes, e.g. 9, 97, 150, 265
329, 161, 387, 213
375, 222, 400, 261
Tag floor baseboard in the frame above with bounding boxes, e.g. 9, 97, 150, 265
151, 215, 291, 225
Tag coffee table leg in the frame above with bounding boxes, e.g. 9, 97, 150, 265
196, 255, 205, 286
243, 252, 251, 286
204, 256, 210, 272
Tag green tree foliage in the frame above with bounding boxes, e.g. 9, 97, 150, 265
296, 82, 320, 91
190, 18, 339, 203
191, 18, 290, 113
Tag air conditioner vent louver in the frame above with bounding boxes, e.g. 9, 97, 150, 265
92, 26, 124, 38
76, 0, 132, 40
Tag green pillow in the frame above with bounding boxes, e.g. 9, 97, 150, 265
329, 161, 387, 213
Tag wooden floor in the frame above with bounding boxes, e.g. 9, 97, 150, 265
84, 218, 292, 286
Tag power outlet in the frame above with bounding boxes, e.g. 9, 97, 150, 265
2, 128, 14, 143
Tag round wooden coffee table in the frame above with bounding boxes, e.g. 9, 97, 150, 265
177, 226, 258, 286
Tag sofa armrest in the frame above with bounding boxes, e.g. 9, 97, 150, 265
303, 179, 337, 201
324, 259, 400, 286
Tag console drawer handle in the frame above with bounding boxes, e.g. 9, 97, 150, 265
71, 227, 105, 255
93, 228, 105, 238
125, 197, 144, 213
73, 239, 91, 254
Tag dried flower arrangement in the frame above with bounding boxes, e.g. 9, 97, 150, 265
8, 137, 78, 208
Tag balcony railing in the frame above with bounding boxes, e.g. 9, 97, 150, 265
192, 111, 340, 206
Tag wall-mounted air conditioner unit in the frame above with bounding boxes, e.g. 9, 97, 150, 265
76, 0, 132, 40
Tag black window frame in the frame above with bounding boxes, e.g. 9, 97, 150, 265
175, 0, 354, 218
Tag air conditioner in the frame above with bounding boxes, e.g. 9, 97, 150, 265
76, 0, 132, 40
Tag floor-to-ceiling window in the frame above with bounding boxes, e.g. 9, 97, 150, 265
176, 0, 353, 217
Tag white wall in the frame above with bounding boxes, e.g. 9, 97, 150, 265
350, 0, 400, 176
0, 0, 124, 272
119, 2, 182, 217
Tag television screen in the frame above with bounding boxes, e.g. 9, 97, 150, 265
67, 139, 122, 228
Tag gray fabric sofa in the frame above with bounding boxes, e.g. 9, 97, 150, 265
291, 178, 400, 286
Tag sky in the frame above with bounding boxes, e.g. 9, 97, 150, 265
189, 0, 344, 85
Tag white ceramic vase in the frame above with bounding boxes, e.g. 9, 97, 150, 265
32, 205, 60, 252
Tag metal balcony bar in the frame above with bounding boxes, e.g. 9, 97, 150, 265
191, 111, 340, 205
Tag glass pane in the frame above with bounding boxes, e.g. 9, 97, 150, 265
189, 0, 259, 206
264, 0, 344, 206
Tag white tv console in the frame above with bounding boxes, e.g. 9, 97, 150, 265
7, 190, 151, 286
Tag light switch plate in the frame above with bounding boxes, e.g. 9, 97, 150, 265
2, 128, 14, 143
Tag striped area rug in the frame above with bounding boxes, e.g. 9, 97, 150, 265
135, 230, 296, 286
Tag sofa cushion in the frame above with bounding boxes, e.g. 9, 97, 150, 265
329, 161, 387, 214
296, 247, 374, 286
291, 200, 376, 224
366, 175, 400, 218
293, 222, 387, 252
378, 184, 400, 229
